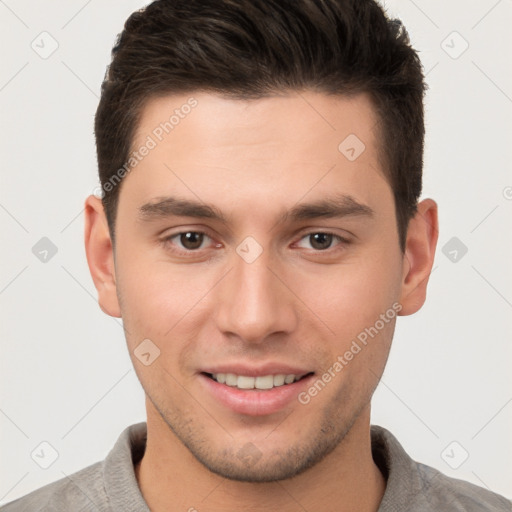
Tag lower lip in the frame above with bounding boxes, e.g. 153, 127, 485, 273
199, 373, 315, 416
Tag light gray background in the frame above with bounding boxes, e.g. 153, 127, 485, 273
1, 0, 511, 505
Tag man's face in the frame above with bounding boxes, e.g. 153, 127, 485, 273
111, 91, 405, 481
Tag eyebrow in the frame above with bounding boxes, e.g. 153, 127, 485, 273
137, 193, 375, 225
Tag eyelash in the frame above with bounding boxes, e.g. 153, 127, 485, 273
160, 230, 351, 256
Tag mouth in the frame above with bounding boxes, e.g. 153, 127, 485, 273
199, 370, 315, 416
203, 372, 313, 390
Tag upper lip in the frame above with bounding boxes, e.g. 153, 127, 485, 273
201, 363, 313, 378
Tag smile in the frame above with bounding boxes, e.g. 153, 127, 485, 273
206, 372, 309, 390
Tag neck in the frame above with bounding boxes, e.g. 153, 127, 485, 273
135, 400, 385, 512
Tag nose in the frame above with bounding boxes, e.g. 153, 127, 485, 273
214, 247, 298, 344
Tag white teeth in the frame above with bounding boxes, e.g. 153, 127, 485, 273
237, 375, 255, 389
273, 374, 286, 386
211, 372, 303, 389
225, 373, 238, 386
255, 375, 274, 389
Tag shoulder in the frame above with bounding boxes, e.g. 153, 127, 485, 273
371, 425, 512, 512
415, 461, 512, 511
0, 423, 148, 512
0, 461, 108, 512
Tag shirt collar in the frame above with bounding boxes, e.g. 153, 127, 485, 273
103, 422, 433, 511
103, 422, 150, 511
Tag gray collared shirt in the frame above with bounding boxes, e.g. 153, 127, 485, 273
1, 422, 510, 511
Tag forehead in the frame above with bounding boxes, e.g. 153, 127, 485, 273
133, 90, 380, 155
121, 90, 389, 217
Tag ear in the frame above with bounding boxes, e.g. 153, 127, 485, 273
398, 198, 439, 316
84, 195, 121, 318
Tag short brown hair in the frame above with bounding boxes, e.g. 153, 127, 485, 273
95, 0, 426, 251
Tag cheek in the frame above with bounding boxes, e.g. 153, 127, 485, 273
292, 250, 402, 340
299, 263, 399, 408
115, 256, 184, 337
115, 252, 218, 370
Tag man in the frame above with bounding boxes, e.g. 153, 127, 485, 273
2, 0, 510, 510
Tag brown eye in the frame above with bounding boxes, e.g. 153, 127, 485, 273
308, 233, 333, 250
160, 230, 220, 257
295, 232, 349, 253
179, 232, 204, 250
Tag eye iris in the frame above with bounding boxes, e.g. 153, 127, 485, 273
310, 233, 332, 250
181, 232, 203, 250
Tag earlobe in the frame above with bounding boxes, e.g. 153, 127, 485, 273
84, 195, 122, 318
398, 198, 439, 316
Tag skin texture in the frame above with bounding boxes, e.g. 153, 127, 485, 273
84, 90, 438, 512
